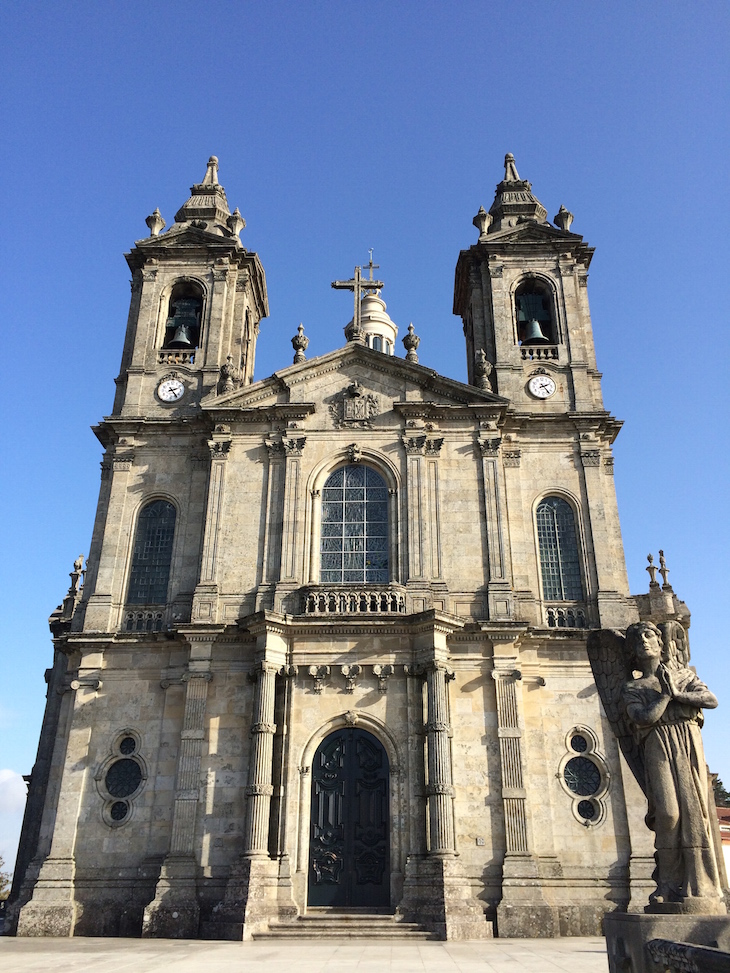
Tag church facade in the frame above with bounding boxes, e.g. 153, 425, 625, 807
11, 155, 671, 940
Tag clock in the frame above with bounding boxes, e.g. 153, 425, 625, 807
157, 378, 185, 402
527, 374, 556, 399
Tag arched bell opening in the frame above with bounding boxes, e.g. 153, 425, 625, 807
307, 726, 390, 909
515, 279, 556, 345
162, 281, 204, 350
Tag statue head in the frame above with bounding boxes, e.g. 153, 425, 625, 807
626, 621, 663, 668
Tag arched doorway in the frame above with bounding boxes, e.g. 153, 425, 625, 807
308, 727, 390, 908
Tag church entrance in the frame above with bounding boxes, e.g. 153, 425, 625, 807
308, 727, 390, 908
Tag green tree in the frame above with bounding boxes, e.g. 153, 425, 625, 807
713, 776, 730, 808
0, 856, 11, 901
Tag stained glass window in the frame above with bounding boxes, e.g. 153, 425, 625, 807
126, 500, 176, 604
320, 466, 389, 584
536, 497, 583, 601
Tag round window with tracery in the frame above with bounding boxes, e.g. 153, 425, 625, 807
105, 758, 142, 798
563, 756, 601, 797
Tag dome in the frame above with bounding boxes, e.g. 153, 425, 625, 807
345, 293, 398, 354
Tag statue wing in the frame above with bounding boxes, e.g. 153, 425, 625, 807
586, 629, 647, 796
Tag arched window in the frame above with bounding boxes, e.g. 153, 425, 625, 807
515, 280, 555, 345
320, 466, 388, 583
126, 500, 176, 604
162, 282, 203, 350
536, 497, 583, 601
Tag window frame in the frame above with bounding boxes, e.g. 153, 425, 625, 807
124, 497, 178, 607
533, 493, 587, 605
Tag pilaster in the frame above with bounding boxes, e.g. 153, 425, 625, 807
492, 639, 557, 937
142, 630, 218, 939
477, 434, 514, 619
192, 433, 231, 623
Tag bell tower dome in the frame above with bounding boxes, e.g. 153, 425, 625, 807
453, 154, 602, 414
113, 157, 269, 417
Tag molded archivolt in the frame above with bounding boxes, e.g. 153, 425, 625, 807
303, 449, 403, 586
94, 729, 148, 828
557, 724, 610, 827
530, 490, 592, 613
154, 276, 209, 353
117, 495, 180, 630
296, 713, 405, 890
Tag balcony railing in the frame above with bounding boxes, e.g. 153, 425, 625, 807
520, 344, 558, 361
546, 605, 587, 629
158, 349, 196, 366
302, 585, 407, 616
123, 607, 168, 633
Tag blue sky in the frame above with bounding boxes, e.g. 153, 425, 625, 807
1, 1, 729, 873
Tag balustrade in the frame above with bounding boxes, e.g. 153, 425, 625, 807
302, 585, 406, 616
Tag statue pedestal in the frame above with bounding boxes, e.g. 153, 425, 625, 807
604, 911, 730, 973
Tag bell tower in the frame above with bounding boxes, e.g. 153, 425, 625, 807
453, 153, 603, 415
113, 156, 269, 417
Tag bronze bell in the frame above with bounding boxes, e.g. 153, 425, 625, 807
521, 318, 550, 344
168, 322, 194, 348
166, 298, 199, 348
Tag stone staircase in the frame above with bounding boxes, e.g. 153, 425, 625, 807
253, 909, 438, 940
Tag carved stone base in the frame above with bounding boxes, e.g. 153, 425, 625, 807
397, 854, 492, 940
141, 856, 200, 939
201, 854, 297, 941
496, 853, 558, 938
16, 857, 76, 937
604, 911, 730, 973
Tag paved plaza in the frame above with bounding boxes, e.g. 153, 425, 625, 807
0, 937, 609, 972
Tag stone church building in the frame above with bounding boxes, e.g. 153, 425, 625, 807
11, 154, 676, 940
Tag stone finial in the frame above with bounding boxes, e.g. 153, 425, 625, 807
504, 153, 521, 182
145, 208, 166, 237
227, 207, 246, 237
202, 155, 219, 186
292, 323, 309, 363
474, 349, 493, 391
553, 205, 574, 232
403, 323, 420, 363
658, 549, 671, 588
472, 205, 492, 240
646, 553, 659, 586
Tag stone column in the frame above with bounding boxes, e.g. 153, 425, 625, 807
398, 620, 491, 940
403, 439, 425, 581
275, 435, 306, 611
256, 440, 286, 610
192, 434, 231, 623
424, 662, 456, 855
243, 662, 278, 855
142, 631, 217, 939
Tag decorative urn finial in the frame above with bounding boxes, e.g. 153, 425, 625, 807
292, 323, 309, 363
403, 323, 420, 363
553, 204, 574, 232
227, 207, 246, 238
145, 208, 166, 237
646, 553, 659, 586
472, 205, 492, 241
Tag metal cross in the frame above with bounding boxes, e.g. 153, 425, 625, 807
331, 257, 384, 338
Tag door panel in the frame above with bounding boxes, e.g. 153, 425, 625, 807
308, 727, 390, 907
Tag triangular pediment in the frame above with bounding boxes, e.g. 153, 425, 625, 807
486, 220, 583, 245
203, 342, 507, 426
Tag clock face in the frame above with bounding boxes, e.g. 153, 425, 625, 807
157, 378, 185, 402
527, 374, 556, 399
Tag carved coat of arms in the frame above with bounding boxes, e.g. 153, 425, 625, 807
329, 381, 380, 428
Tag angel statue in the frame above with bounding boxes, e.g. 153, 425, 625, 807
587, 620, 725, 913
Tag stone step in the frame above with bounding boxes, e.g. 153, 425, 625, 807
254, 912, 437, 940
